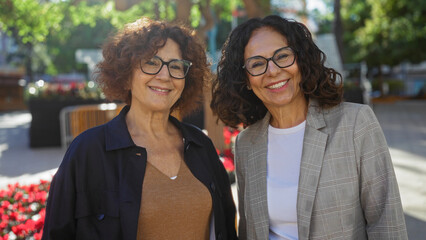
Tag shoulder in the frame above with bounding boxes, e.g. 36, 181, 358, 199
338, 102, 378, 127
63, 124, 107, 164
178, 121, 217, 150
323, 102, 367, 117
321, 102, 376, 125
237, 112, 270, 144
235, 125, 255, 148
70, 124, 106, 150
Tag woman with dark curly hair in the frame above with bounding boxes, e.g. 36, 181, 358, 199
42, 18, 237, 240
211, 15, 407, 240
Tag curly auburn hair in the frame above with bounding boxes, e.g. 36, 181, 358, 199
210, 15, 343, 128
96, 17, 210, 117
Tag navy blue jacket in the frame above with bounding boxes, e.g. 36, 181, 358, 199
42, 106, 237, 240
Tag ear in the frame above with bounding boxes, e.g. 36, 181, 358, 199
246, 83, 252, 90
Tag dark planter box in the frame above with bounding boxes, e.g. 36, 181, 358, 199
28, 99, 104, 148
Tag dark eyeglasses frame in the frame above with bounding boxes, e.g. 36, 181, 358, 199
242, 46, 296, 76
140, 56, 192, 79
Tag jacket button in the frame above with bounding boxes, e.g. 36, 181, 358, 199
97, 214, 105, 221
210, 182, 216, 192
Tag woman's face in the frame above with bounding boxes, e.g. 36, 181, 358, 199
244, 27, 305, 113
130, 38, 185, 114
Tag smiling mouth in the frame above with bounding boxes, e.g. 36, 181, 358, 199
266, 80, 288, 90
149, 86, 171, 93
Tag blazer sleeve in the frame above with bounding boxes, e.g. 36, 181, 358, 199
42, 146, 77, 240
354, 105, 408, 239
234, 134, 247, 239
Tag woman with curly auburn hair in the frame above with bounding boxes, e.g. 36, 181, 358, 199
42, 17, 237, 240
211, 15, 407, 240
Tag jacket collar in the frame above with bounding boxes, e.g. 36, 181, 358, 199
104, 105, 202, 151
243, 98, 328, 240
305, 98, 326, 130
248, 98, 326, 144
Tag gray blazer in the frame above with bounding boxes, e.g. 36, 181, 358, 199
235, 100, 408, 240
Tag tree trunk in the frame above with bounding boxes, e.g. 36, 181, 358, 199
195, 0, 215, 45
333, 0, 344, 63
242, 0, 270, 18
154, 1, 160, 20
25, 42, 33, 82
300, 0, 308, 25
115, 0, 140, 11
175, 0, 192, 25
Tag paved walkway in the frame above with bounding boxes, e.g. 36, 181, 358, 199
371, 100, 426, 239
0, 100, 425, 239
0, 111, 65, 188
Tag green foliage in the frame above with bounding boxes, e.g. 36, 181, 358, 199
45, 19, 114, 74
213, 0, 238, 21
311, 8, 333, 34
0, 0, 64, 44
190, 3, 202, 28
342, 0, 426, 67
0, 0, 241, 77
371, 78, 405, 94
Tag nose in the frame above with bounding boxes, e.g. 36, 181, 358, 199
156, 64, 170, 80
266, 59, 280, 77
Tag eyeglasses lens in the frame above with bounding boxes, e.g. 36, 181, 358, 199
245, 47, 295, 76
141, 56, 191, 79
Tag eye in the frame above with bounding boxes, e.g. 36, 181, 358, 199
275, 53, 289, 61
274, 48, 293, 61
145, 59, 160, 66
247, 58, 266, 69
170, 61, 184, 70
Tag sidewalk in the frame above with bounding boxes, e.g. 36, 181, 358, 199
0, 111, 65, 188
372, 100, 426, 239
1, 100, 425, 239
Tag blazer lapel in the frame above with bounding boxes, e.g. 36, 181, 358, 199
246, 113, 271, 240
297, 101, 328, 240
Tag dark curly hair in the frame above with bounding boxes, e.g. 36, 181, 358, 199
96, 17, 210, 117
211, 15, 343, 127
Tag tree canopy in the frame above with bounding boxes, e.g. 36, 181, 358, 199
342, 0, 426, 67
0, 0, 245, 77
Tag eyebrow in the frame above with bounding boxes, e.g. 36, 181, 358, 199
246, 46, 291, 59
153, 55, 183, 62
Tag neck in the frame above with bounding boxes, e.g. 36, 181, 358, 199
125, 105, 172, 139
267, 97, 308, 129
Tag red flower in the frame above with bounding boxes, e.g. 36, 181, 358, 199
8, 212, 18, 221
1, 202, 9, 211
0, 233, 9, 240
13, 191, 23, 201
223, 127, 232, 145
221, 156, 235, 171
0, 179, 51, 239
34, 230, 43, 240
0, 219, 8, 230
1, 214, 9, 222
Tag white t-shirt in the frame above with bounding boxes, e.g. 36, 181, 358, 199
267, 121, 306, 240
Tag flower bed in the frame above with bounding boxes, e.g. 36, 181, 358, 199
0, 180, 49, 240
217, 125, 242, 184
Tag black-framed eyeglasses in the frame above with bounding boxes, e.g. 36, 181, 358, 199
242, 46, 296, 76
140, 56, 192, 79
